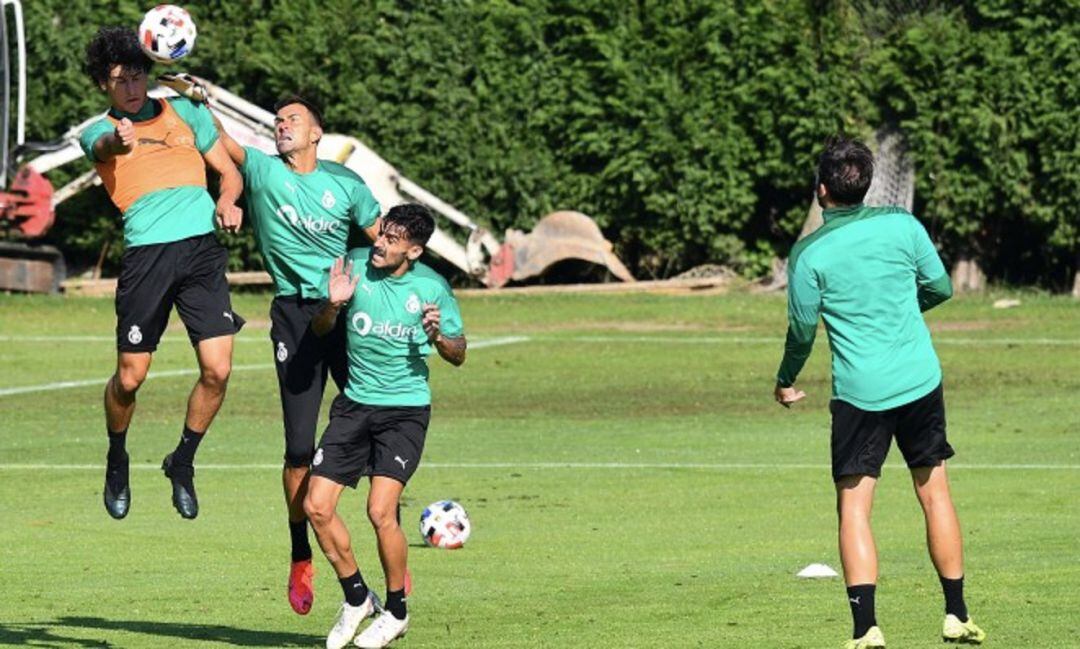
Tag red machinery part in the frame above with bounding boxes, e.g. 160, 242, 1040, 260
0, 166, 55, 238
486, 242, 516, 288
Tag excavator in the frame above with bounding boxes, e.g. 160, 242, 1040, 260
0, 0, 633, 293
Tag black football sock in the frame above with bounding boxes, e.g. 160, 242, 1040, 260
939, 575, 968, 622
289, 519, 313, 563
172, 426, 204, 466
107, 429, 128, 464
847, 584, 877, 639
385, 588, 407, 620
340, 570, 369, 607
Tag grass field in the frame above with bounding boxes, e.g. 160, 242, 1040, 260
1, 289, 1077, 648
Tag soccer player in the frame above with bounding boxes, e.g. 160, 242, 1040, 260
82, 27, 244, 522
773, 137, 986, 648
304, 204, 466, 649
212, 96, 381, 615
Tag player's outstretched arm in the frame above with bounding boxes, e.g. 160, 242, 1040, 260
313, 257, 358, 337
362, 217, 382, 244
93, 118, 136, 161
422, 304, 466, 366
210, 113, 246, 167
204, 141, 244, 233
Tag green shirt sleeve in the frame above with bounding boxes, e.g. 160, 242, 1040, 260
79, 119, 115, 163
350, 180, 381, 231
911, 217, 952, 312
240, 146, 270, 186
434, 282, 464, 338
167, 96, 219, 153
776, 257, 821, 387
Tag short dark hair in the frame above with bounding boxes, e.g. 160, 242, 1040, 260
384, 203, 435, 246
273, 95, 324, 129
816, 136, 874, 205
84, 26, 153, 86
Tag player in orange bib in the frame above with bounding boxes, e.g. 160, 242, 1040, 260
80, 27, 245, 521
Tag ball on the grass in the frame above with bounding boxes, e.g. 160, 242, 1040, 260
419, 500, 471, 549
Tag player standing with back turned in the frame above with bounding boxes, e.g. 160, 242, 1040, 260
773, 137, 986, 648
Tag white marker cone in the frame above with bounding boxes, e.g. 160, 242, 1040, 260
797, 563, 839, 578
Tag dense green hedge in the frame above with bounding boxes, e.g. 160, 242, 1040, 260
13, 0, 1079, 287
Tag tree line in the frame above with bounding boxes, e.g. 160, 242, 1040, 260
16, 0, 1078, 289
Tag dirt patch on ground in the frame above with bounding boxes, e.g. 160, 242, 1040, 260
647, 285, 734, 297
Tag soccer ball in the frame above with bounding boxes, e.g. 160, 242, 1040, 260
138, 5, 197, 64
419, 500, 471, 549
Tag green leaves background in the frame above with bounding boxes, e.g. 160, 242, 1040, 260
15, 0, 1078, 286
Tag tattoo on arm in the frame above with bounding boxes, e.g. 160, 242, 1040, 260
436, 335, 467, 366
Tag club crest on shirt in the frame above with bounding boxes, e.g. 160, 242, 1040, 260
322, 190, 336, 209
405, 294, 421, 314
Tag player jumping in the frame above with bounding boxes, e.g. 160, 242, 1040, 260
83, 27, 244, 522
213, 95, 382, 615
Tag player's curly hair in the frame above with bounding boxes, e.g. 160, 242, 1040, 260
84, 26, 153, 86
816, 136, 874, 205
384, 203, 436, 246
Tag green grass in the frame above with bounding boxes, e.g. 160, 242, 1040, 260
1, 290, 1077, 648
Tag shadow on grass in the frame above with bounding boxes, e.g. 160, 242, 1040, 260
0, 616, 322, 647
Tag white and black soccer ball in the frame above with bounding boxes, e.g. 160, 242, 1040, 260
419, 500, 471, 549
138, 5, 197, 64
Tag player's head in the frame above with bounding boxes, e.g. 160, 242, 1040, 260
85, 27, 153, 113
371, 204, 436, 271
273, 95, 324, 155
815, 136, 874, 207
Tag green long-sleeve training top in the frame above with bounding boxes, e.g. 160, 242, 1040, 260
776, 204, 953, 411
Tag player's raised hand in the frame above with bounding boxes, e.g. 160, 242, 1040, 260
115, 118, 136, 152
328, 257, 359, 307
157, 72, 208, 103
215, 199, 243, 233
774, 384, 807, 408
421, 303, 442, 342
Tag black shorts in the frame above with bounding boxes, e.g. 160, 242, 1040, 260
310, 394, 430, 488
115, 233, 244, 352
830, 383, 955, 482
270, 295, 348, 467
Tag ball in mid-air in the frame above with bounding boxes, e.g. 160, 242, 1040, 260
419, 500, 472, 549
138, 5, 197, 64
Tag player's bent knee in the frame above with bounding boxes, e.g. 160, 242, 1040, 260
303, 495, 332, 525
367, 502, 398, 530
199, 362, 231, 391
283, 447, 314, 469
916, 486, 953, 510
114, 369, 147, 395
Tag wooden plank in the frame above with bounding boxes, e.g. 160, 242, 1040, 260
63, 271, 274, 297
